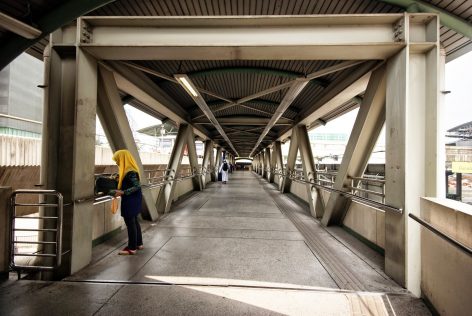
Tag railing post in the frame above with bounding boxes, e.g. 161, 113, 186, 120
0, 187, 12, 280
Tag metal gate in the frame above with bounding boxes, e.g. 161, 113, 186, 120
10, 190, 63, 272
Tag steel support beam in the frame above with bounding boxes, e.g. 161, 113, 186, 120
215, 147, 223, 181
277, 61, 379, 143
97, 66, 159, 221
321, 65, 387, 226
40, 44, 97, 278
0, 12, 41, 39
250, 80, 309, 156
185, 128, 203, 192
281, 131, 299, 193
273, 141, 284, 190
194, 116, 292, 126
269, 145, 277, 183
384, 14, 441, 294
201, 140, 213, 188
297, 125, 325, 218
107, 61, 209, 141
175, 74, 238, 156
264, 148, 271, 181
156, 124, 195, 214
79, 15, 407, 60
0, 0, 115, 70
209, 145, 216, 182
378, 0, 472, 40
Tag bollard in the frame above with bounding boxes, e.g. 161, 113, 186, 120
0, 187, 12, 280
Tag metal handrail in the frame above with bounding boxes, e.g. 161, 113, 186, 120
78, 170, 209, 205
270, 170, 402, 214
10, 190, 63, 272
409, 213, 472, 256
348, 175, 386, 203
349, 176, 386, 184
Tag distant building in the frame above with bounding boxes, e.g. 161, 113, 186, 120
0, 53, 43, 137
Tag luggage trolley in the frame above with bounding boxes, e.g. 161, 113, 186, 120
10, 190, 63, 278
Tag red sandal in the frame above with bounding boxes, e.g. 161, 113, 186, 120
118, 247, 136, 255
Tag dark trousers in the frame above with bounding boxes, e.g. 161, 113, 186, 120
123, 215, 142, 250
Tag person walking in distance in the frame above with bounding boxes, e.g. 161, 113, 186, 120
219, 159, 230, 184
110, 149, 144, 255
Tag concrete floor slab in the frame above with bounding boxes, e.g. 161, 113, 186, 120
131, 236, 337, 288
0, 280, 120, 316
158, 216, 298, 231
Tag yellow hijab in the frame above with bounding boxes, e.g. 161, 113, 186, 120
112, 149, 140, 189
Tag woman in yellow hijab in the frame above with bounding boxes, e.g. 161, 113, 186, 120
111, 149, 143, 255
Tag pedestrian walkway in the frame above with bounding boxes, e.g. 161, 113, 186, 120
0, 171, 430, 315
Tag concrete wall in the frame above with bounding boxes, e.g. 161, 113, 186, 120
420, 198, 472, 316
288, 180, 385, 249
92, 199, 123, 241
343, 202, 385, 249
289, 181, 308, 202
173, 178, 194, 201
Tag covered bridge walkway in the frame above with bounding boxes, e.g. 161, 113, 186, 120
1, 171, 429, 315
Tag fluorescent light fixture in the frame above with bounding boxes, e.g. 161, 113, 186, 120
175, 75, 199, 97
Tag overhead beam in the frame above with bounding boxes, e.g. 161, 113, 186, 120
377, 0, 472, 40
193, 116, 292, 126
277, 61, 379, 142
0, 0, 115, 70
105, 61, 210, 142
175, 74, 238, 156
250, 79, 309, 156
79, 15, 407, 60
122, 61, 234, 104
0, 12, 41, 39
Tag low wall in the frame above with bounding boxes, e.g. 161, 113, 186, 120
289, 180, 385, 250
290, 181, 308, 202
343, 202, 385, 249
92, 199, 123, 243
420, 198, 472, 316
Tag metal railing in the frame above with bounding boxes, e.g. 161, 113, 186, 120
409, 213, 472, 257
269, 168, 401, 214
347, 176, 386, 203
79, 166, 215, 206
10, 190, 63, 272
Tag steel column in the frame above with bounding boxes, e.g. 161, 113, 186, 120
156, 124, 191, 214
97, 66, 159, 221
321, 65, 387, 226
215, 147, 223, 181
185, 129, 203, 192
269, 145, 277, 183
40, 43, 97, 278
297, 125, 325, 218
274, 141, 284, 190
264, 148, 272, 181
201, 140, 213, 187
282, 129, 299, 193
384, 14, 440, 294
209, 145, 216, 182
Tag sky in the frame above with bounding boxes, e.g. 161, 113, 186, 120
443, 52, 472, 130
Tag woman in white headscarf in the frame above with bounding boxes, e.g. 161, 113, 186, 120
219, 159, 229, 184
